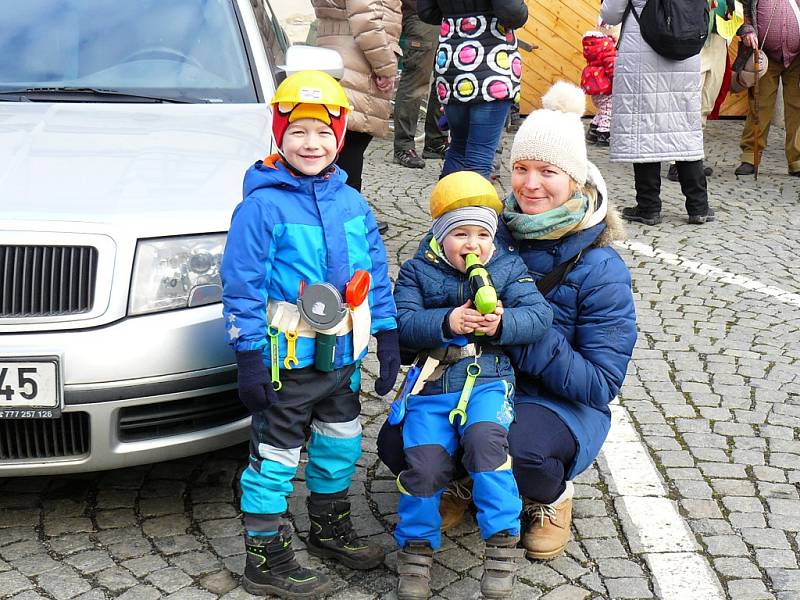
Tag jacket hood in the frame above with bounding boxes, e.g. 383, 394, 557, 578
242, 153, 348, 198
586, 161, 626, 248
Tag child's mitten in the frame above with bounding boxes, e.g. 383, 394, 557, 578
374, 329, 401, 396
236, 350, 274, 413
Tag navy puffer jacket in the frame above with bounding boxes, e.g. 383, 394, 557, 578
503, 166, 637, 478
394, 234, 553, 393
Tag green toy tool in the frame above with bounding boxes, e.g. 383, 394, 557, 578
465, 254, 497, 337
465, 253, 497, 314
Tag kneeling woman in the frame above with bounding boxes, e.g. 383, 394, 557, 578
379, 81, 637, 562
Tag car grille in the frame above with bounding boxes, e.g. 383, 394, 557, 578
1, 245, 98, 317
118, 391, 248, 442
0, 412, 90, 460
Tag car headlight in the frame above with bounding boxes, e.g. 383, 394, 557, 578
129, 234, 226, 316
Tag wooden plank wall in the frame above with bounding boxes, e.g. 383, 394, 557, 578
518, 0, 746, 117
518, 0, 594, 115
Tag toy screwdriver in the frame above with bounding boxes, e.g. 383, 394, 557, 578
465, 253, 497, 335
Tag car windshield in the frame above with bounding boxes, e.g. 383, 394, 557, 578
0, 0, 258, 103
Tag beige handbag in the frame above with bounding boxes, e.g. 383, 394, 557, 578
729, 49, 768, 93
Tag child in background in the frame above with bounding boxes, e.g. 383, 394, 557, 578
581, 21, 620, 146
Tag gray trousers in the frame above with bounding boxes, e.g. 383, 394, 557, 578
393, 15, 447, 153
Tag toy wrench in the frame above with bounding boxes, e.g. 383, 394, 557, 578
267, 326, 282, 391
449, 361, 480, 427
284, 329, 299, 369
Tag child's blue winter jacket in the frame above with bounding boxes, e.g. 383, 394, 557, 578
394, 233, 553, 393
221, 156, 396, 369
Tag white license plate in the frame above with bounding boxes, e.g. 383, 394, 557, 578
0, 358, 61, 418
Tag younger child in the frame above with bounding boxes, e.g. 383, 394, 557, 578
221, 70, 400, 599
581, 21, 619, 146
391, 171, 553, 600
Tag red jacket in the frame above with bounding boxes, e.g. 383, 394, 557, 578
581, 33, 617, 96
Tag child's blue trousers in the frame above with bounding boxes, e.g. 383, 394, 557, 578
394, 380, 521, 550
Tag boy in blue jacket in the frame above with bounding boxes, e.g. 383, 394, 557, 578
220, 70, 400, 599
391, 171, 553, 600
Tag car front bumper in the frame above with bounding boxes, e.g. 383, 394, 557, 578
0, 305, 250, 476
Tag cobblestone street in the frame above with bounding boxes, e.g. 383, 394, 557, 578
1, 119, 799, 600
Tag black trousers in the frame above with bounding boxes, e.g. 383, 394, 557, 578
633, 161, 709, 217
336, 130, 373, 192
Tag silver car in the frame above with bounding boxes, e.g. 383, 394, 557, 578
0, 0, 298, 475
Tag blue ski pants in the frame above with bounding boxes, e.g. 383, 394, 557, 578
394, 380, 521, 550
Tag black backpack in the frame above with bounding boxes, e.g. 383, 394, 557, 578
625, 0, 709, 61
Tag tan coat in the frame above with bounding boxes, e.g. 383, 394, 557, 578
312, 0, 402, 137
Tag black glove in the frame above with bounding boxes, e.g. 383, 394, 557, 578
374, 329, 401, 396
236, 350, 274, 413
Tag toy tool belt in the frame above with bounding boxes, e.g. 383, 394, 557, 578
267, 300, 353, 337
427, 343, 502, 382
429, 343, 502, 365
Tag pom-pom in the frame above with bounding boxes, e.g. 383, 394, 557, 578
541, 81, 586, 116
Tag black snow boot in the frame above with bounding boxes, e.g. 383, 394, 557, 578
243, 525, 333, 599
306, 498, 385, 569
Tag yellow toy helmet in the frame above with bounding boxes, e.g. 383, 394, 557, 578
270, 70, 352, 151
429, 171, 503, 219
271, 70, 351, 108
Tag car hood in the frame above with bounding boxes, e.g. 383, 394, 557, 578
0, 103, 271, 234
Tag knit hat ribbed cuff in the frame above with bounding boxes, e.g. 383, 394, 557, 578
431, 206, 498, 246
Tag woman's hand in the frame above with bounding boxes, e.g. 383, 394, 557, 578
448, 300, 484, 335
474, 300, 504, 337
374, 75, 395, 93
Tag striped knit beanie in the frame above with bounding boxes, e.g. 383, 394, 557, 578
431, 206, 498, 247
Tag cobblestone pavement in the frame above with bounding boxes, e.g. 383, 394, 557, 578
1, 120, 799, 600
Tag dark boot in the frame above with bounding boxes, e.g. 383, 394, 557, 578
667, 163, 679, 182
243, 526, 333, 599
394, 148, 425, 169
397, 541, 434, 600
585, 123, 599, 144
621, 206, 662, 226
687, 207, 715, 224
422, 143, 448, 159
481, 532, 524, 599
306, 498, 384, 569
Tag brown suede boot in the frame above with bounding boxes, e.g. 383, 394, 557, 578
521, 481, 574, 560
439, 477, 472, 531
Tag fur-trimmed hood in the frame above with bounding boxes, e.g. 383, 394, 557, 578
585, 161, 626, 248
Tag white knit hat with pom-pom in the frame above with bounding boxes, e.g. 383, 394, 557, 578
509, 81, 588, 184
